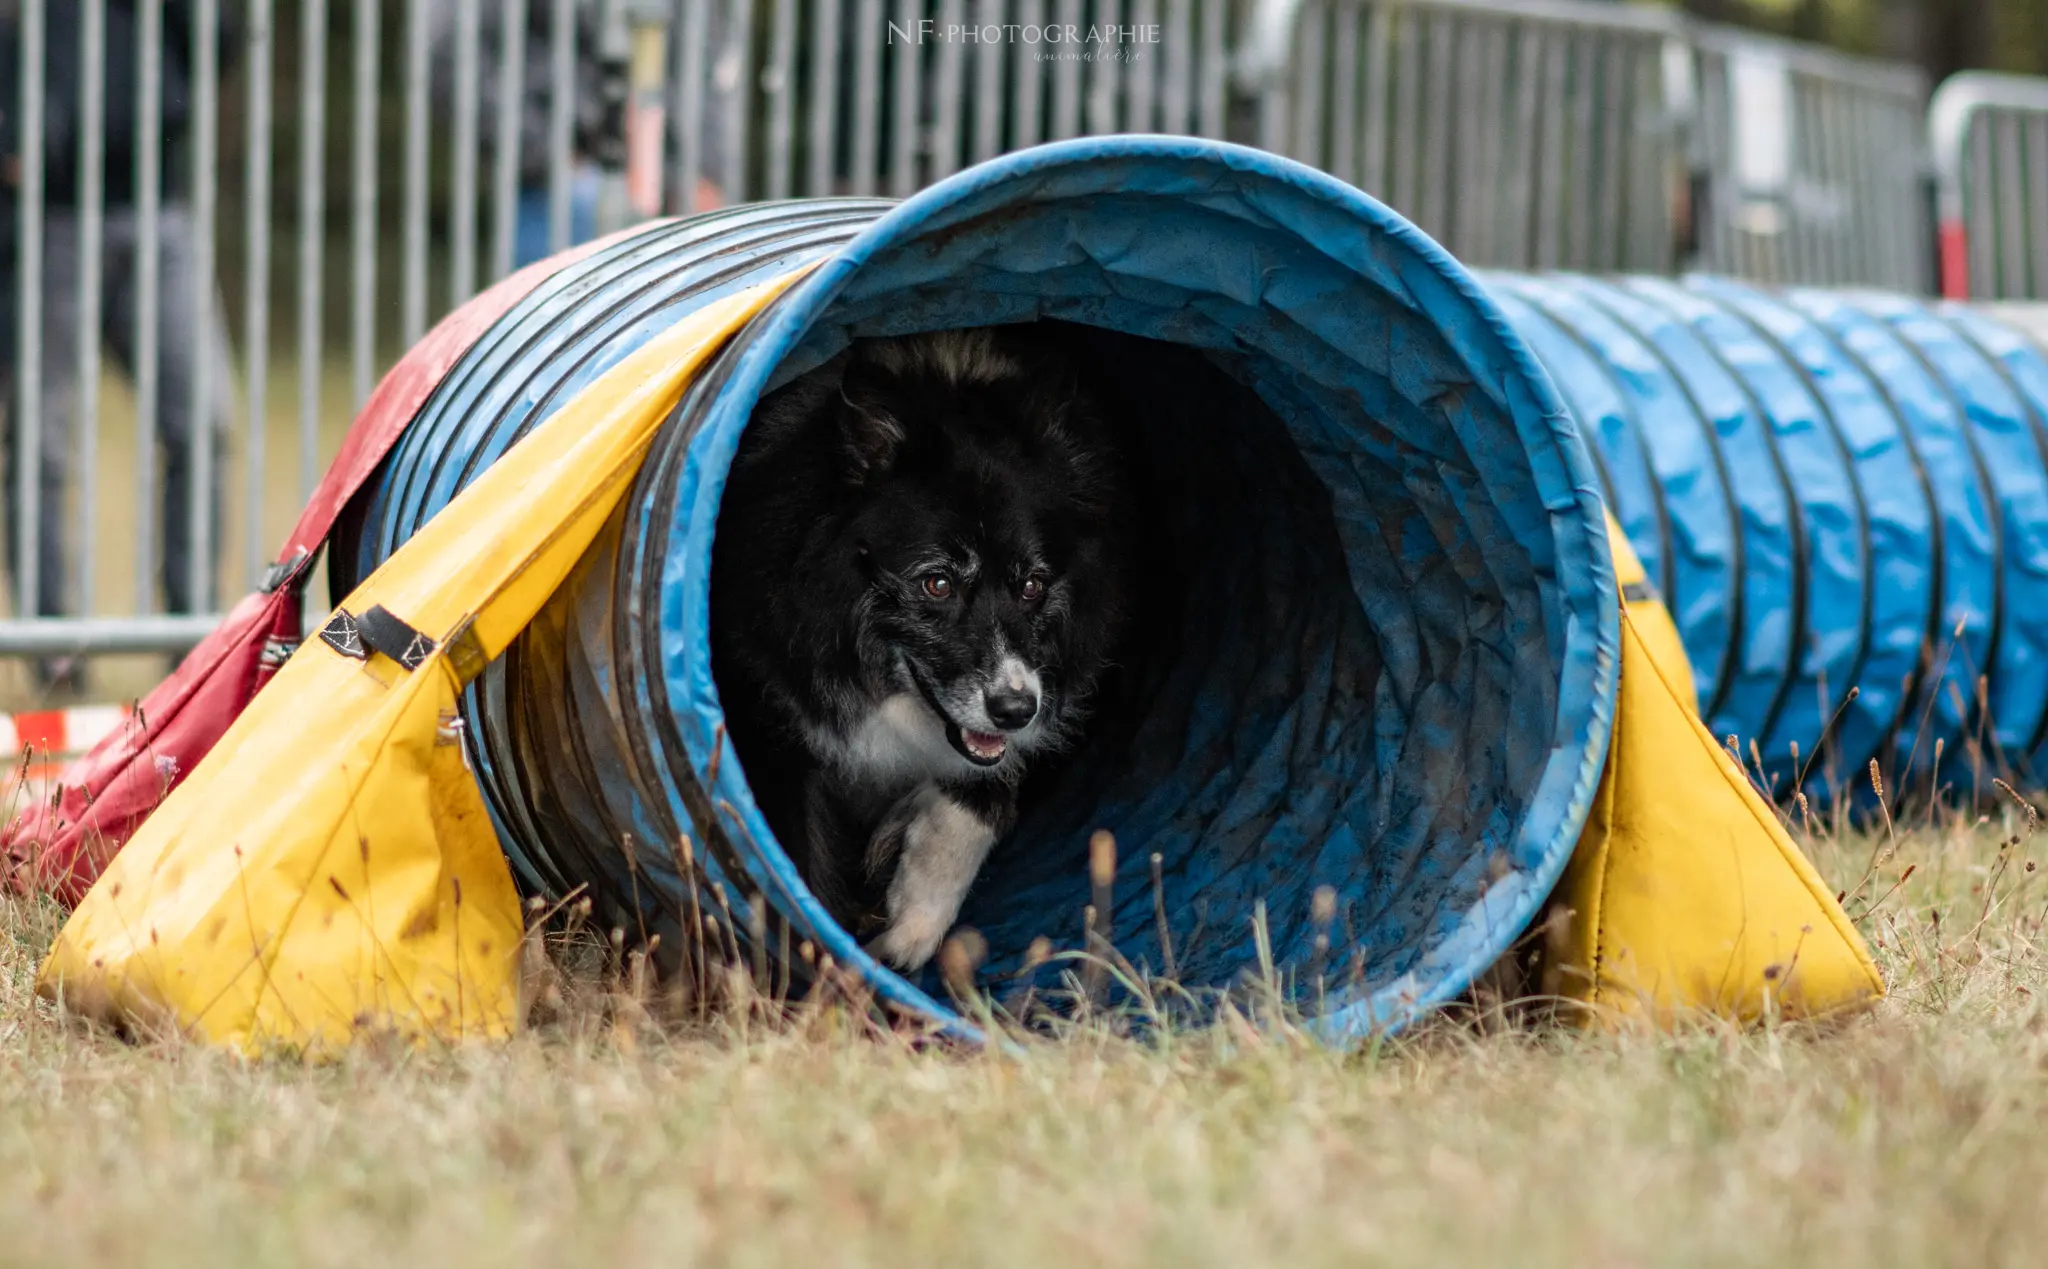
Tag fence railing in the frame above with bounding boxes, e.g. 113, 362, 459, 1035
1, 0, 2045, 671
1688, 25, 1931, 292
1241, 0, 1938, 288
689, 0, 1246, 202
1241, 0, 1681, 273
1931, 71, 2048, 301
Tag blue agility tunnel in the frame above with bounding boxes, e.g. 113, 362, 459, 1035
1490, 274, 2048, 805
330, 137, 1619, 1042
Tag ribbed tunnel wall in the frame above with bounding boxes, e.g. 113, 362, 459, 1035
330, 139, 1619, 1043
1488, 274, 2048, 805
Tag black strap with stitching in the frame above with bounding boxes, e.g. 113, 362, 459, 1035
319, 605, 438, 672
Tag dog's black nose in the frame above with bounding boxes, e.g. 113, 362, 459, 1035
984, 688, 1039, 731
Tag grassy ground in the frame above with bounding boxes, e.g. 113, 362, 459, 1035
0, 802, 2044, 1268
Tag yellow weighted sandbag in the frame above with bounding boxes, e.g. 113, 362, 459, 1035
1544, 516, 1885, 1024
37, 275, 805, 1056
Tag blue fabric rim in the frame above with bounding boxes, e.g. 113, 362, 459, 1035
658, 136, 1620, 1044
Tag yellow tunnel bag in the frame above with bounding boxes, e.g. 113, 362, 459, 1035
38, 275, 809, 1056
1539, 518, 1885, 1024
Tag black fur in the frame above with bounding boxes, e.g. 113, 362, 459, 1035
710, 326, 1136, 956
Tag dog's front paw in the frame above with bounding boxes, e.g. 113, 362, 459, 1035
858, 785, 1003, 973
865, 907, 952, 971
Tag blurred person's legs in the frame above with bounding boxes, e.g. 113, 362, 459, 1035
100, 204, 233, 619
513, 160, 602, 269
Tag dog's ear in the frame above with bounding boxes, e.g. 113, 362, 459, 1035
1024, 358, 1083, 447
838, 357, 906, 482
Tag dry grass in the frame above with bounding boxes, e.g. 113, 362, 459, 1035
2, 804, 2046, 1269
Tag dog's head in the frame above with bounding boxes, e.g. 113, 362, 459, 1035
834, 329, 1132, 773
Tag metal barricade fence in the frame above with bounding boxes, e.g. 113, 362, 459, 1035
1239, 0, 1684, 273
0, 0, 2028, 666
1, 0, 1254, 666
1930, 72, 2048, 302
684, 0, 1245, 203
1242, 0, 1937, 292
1688, 25, 1931, 292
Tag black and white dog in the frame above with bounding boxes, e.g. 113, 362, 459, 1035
711, 326, 1135, 971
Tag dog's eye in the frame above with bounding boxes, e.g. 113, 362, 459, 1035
1019, 575, 1047, 602
921, 573, 953, 600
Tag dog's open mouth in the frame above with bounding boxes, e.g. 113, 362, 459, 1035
946, 722, 1008, 767
906, 663, 1011, 767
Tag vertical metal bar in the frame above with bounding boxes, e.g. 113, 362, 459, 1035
1805, 78, 1835, 284
1628, 40, 1665, 271
850, 0, 882, 195
1564, 30, 1597, 269
971, 0, 1005, 162
1392, 7, 1421, 214
548, 0, 576, 252
1195, 0, 1223, 141
1998, 111, 2029, 300
1967, 114, 1998, 298
1966, 108, 1998, 294
1909, 93, 1937, 293
1851, 88, 1875, 284
766, 0, 797, 199
135, 0, 163, 614
1824, 81, 1853, 285
78, 0, 105, 612
1698, 47, 1734, 278
1690, 45, 1720, 274
1453, 16, 1490, 258
451, 0, 482, 305
1867, 91, 1898, 288
1816, 79, 1852, 286
670, 0, 701, 210
1157, 0, 1189, 136
1860, 90, 1894, 287
1786, 76, 1819, 284
1894, 95, 1929, 292
1052, 0, 1083, 141
1326, 0, 1358, 185
1360, 4, 1391, 195
890, 0, 921, 193
349, 0, 379, 411
402, 0, 430, 345
189, 0, 219, 612
495, 0, 527, 267
1012, 0, 1046, 147
1288, 1, 1324, 166
16, 0, 44, 617
243, 0, 272, 590
297, 0, 326, 503
1882, 92, 1913, 289
1086, 0, 1121, 136
2027, 113, 2048, 297
1594, 35, 1629, 272
1774, 72, 1804, 283
1468, 18, 1509, 263
721, 0, 750, 203
1418, 14, 1454, 240
931, 0, 966, 178
1533, 31, 1568, 270
806, 0, 844, 196
1857, 92, 1891, 289
1497, 20, 1540, 268
1128, 0, 1158, 134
